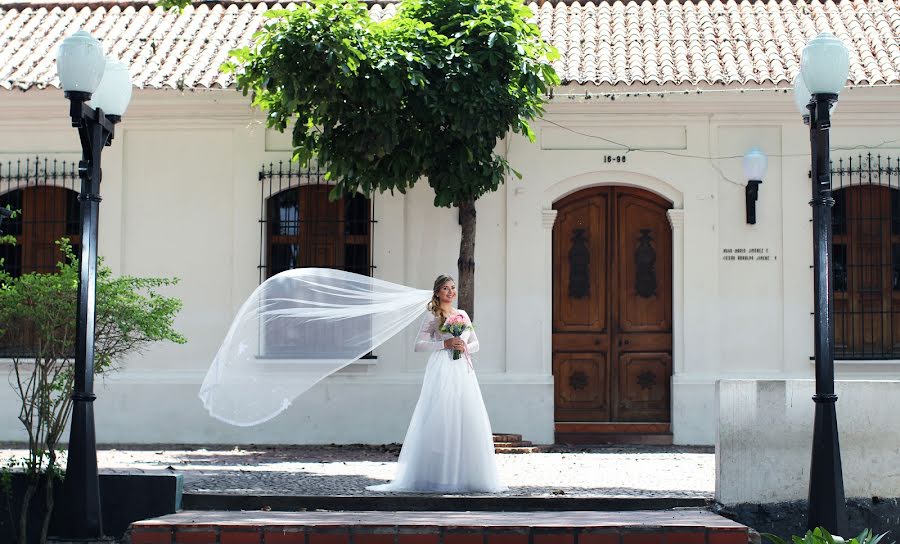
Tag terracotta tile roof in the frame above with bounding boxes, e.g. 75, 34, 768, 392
1, 0, 899, 91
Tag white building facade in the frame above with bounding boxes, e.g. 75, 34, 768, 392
1, 0, 899, 446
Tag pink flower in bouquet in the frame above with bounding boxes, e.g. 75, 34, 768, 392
440, 313, 473, 360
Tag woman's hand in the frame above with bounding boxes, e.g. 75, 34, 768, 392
444, 338, 466, 350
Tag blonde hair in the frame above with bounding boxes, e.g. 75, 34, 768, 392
427, 274, 455, 328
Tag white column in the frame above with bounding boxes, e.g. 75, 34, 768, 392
667, 209, 685, 374
541, 209, 558, 375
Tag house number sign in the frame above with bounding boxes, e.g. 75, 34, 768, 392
722, 247, 776, 262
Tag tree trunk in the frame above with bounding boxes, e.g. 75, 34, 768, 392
457, 200, 476, 321
18, 482, 34, 544
40, 456, 56, 544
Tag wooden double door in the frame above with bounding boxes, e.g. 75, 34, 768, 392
552, 187, 672, 423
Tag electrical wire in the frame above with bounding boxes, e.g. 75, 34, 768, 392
539, 119, 900, 187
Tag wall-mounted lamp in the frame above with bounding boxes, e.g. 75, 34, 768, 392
743, 148, 768, 224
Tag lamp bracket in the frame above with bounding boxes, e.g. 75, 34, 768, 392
745, 179, 762, 225
63, 90, 92, 102
809, 93, 838, 129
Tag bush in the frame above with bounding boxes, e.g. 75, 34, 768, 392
764, 527, 892, 544
0, 239, 185, 543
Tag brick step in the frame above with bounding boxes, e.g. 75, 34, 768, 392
492, 441, 533, 448
128, 509, 749, 544
492, 434, 523, 443
494, 447, 543, 454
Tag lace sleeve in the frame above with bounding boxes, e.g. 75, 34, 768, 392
414, 313, 444, 352
460, 310, 480, 354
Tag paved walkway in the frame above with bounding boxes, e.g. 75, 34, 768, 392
0, 444, 714, 498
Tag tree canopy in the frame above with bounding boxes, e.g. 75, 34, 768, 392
222, 0, 559, 207
154, 0, 560, 315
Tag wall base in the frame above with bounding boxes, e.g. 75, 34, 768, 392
0, 373, 555, 446
717, 498, 900, 541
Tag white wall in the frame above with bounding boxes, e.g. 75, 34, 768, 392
716, 379, 900, 504
1, 87, 899, 446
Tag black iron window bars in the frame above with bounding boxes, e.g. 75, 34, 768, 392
828, 153, 900, 360
0, 156, 80, 357
258, 161, 376, 284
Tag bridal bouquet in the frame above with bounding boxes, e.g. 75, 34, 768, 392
441, 314, 473, 360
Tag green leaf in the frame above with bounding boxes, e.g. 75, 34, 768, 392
762, 534, 788, 544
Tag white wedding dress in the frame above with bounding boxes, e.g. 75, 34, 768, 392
367, 310, 506, 493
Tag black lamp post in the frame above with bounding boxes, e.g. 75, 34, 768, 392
794, 30, 850, 536
55, 30, 132, 540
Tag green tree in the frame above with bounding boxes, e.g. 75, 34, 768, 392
219, 0, 558, 318
0, 240, 185, 544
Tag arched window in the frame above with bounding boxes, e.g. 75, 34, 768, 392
259, 163, 373, 281
831, 155, 900, 359
265, 185, 371, 279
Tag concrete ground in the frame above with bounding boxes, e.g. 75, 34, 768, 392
0, 444, 714, 498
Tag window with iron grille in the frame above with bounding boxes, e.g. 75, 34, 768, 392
258, 162, 377, 359
0, 157, 80, 357
258, 161, 376, 282
830, 153, 900, 360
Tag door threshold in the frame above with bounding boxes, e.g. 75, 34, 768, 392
554, 422, 672, 445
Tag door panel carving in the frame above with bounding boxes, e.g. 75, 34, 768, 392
615, 352, 672, 421
553, 194, 607, 332
617, 193, 672, 334
553, 352, 609, 421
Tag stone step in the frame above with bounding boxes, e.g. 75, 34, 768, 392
554, 424, 672, 446
181, 494, 711, 513
128, 509, 749, 544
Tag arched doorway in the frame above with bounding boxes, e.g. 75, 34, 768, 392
552, 186, 673, 443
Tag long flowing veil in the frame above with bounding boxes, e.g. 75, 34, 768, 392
199, 268, 432, 426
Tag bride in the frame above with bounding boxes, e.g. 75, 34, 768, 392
199, 269, 505, 492
367, 274, 506, 493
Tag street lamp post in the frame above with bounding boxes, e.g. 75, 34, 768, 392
794, 31, 850, 536
55, 30, 131, 540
